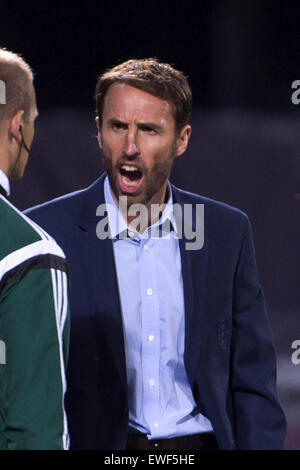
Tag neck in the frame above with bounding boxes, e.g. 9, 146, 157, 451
0, 147, 9, 176
113, 181, 170, 233
0, 131, 20, 178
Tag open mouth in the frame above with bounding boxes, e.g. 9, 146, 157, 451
118, 164, 144, 193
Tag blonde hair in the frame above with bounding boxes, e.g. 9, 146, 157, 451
0, 48, 34, 123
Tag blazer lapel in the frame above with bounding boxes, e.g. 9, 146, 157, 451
78, 174, 128, 392
172, 185, 210, 384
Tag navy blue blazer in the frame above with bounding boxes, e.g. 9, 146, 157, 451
25, 174, 286, 450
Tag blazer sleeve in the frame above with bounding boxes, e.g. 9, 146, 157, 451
231, 215, 286, 449
0, 259, 70, 450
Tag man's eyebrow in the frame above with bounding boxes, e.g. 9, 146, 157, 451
106, 118, 128, 128
137, 122, 163, 131
107, 118, 164, 132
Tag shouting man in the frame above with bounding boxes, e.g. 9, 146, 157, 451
26, 58, 286, 450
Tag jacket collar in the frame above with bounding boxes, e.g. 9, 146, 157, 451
78, 174, 106, 231
0, 169, 10, 197
78, 173, 181, 235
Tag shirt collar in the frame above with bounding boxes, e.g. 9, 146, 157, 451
0, 169, 10, 197
103, 175, 177, 239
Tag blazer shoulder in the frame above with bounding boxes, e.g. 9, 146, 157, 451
24, 176, 105, 238
172, 185, 249, 226
25, 187, 86, 219
26, 174, 103, 217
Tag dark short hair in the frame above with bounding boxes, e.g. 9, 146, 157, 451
95, 58, 192, 133
0, 48, 33, 124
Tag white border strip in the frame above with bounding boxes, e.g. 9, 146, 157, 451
51, 268, 69, 450
0, 239, 66, 282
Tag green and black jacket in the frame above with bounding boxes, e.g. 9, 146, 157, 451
0, 194, 70, 450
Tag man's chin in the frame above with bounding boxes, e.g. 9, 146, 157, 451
116, 190, 145, 206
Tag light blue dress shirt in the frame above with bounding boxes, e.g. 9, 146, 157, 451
104, 176, 213, 439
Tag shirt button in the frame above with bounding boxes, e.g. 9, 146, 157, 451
149, 379, 155, 387
147, 288, 153, 296
148, 335, 155, 342
154, 422, 159, 428
144, 244, 149, 252
128, 231, 135, 238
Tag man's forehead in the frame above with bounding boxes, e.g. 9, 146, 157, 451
103, 82, 172, 119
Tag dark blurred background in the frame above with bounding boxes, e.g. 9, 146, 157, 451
1, 0, 300, 449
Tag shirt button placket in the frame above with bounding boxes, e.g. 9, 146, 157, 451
140, 240, 160, 434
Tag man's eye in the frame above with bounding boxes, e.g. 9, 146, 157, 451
112, 122, 125, 130
141, 126, 156, 134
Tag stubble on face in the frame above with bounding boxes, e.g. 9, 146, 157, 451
101, 136, 177, 209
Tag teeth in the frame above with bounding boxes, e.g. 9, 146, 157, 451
121, 175, 139, 186
121, 165, 139, 172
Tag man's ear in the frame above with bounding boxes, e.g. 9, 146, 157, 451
95, 115, 102, 149
8, 110, 24, 142
174, 124, 191, 158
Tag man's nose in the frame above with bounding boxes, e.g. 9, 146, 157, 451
123, 130, 139, 157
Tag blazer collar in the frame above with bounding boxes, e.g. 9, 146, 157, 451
0, 169, 10, 197
78, 173, 179, 236
172, 184, 210, 384
76, 173, 128, 393
78, 173, 106, 231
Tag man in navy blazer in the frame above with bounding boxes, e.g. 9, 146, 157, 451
26, 58, 286, 450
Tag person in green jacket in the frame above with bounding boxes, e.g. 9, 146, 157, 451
0, 48, 70, 450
